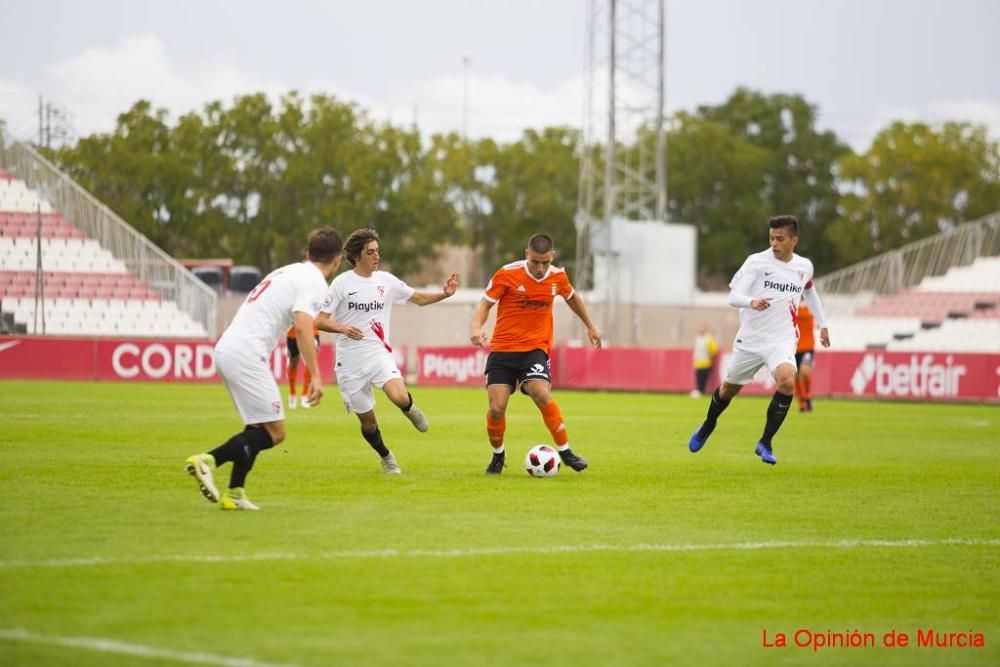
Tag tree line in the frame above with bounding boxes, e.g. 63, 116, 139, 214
45, 88, 1000, 285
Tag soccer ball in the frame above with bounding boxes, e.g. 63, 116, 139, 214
525, 444, 560, 478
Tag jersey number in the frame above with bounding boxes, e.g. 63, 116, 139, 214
247, 279, 272, 303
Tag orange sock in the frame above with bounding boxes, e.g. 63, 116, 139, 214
794, 377, 802, 404
539, 401, 569, 447
287, 364, 297, 396
486, 412, 506, 451
801, 376, 812, 400
302, 366, 312, 395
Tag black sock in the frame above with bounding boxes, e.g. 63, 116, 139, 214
697, 389, 731, 439
401, 392, 413, 413
760, 391, 793, 448
706, 388, 732, 423
362, 427, 390, 458
222, 427, 275, 489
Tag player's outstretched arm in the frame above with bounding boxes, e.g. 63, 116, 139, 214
566, 293, 602, 349
315, 311, 364, 340
470, 298, 494, 347
293, 311, 323, 406
409, 272, 459, 306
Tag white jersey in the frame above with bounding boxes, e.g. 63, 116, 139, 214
320, 269, 415, 359
216, 262, 328, 359
729, 249, 816, 347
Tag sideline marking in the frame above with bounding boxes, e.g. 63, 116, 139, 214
0, 628, 300, 667
0, 537, 997, 569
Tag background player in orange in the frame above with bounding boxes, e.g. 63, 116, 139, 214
286, 321, 320, 409
795, 303, 816, 412
470, 233, 602, 475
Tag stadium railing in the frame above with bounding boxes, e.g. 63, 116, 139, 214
816, 211, 1000, 297
0, 130, 217, 338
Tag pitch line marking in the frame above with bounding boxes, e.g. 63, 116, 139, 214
0, 628, 300, 667
0, 537, 997, 570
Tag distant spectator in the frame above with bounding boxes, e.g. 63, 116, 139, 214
691, 325, 718, 398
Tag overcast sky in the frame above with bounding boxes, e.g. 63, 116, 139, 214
1, 0, 997, 151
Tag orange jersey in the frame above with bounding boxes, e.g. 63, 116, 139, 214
485, 260, 574, 356
796, 304, 815, 352
286, 322, 320, 338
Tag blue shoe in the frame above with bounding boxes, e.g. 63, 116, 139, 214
754, 442, 777, 465
689, 422, 714, 453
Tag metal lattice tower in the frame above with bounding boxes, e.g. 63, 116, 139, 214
575, 0, 666, 305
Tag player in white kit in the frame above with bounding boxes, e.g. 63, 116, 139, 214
184, 227, 343, 509
316, 228, 459, 474
688, 216, 830, 465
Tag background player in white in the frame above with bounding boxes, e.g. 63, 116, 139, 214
317, 228, 458, 474
688, 215, 830, 465
184, 227, 343, 509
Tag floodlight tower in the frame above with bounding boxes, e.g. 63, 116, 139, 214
576, 0, 666, 338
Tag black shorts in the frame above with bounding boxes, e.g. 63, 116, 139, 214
287, 335, 320, 358
485, 349, 551, 393
795, 350, 815, 368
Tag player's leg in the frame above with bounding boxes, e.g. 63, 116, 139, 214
522, 377, 588, 472
483, 353, 517, 474
355, 408, 399, 474
286, 337, 300, 408
755, 350, 797, 465
187, 350, 284, 509
798, 352, 814, 412
219, 420, 284, 510
689, 347, 756, 452
383, 376, 428, 432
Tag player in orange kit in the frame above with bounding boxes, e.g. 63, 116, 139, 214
286, 321, 320, 409
795, 303, 816, 412
470, 233, 602, 475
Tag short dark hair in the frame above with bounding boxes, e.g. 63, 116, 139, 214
527, 233, 554, 254
343, 228, 379, 267
307, 227, 343, 263
768, 215, 799, 237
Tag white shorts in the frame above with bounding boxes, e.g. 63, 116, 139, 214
336, 350, 403, 414
724, 341, 797, 386
215, 348, 284, 425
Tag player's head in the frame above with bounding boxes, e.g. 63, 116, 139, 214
308, 227, 344, 264
344, 228, 380, 271
525, 233, 555, 280
767, 215, 799, 261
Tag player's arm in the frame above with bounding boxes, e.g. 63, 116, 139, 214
470, 298, 495, 347
802, 282, 831, 347
293, 311, 324, 405
728, 264, 769, 311
409, 272, 459, 306
566, 292, 602, 349
315, 311, 364, 340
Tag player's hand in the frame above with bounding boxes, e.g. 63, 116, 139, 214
819, 327, 831, 348
588, 326, 602, 349
443, 272, 459, 297
470, 328, 488, 347
751, 298, 771, 311
306, 378, 323, 406
339, 324, 364, 340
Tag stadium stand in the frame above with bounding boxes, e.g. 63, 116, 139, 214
817, 214, 1000, 352
0, 176, 210, 338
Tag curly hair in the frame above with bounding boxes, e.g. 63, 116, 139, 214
343, 228, 380, 267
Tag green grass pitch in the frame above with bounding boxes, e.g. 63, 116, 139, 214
0, 380, 997, 666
